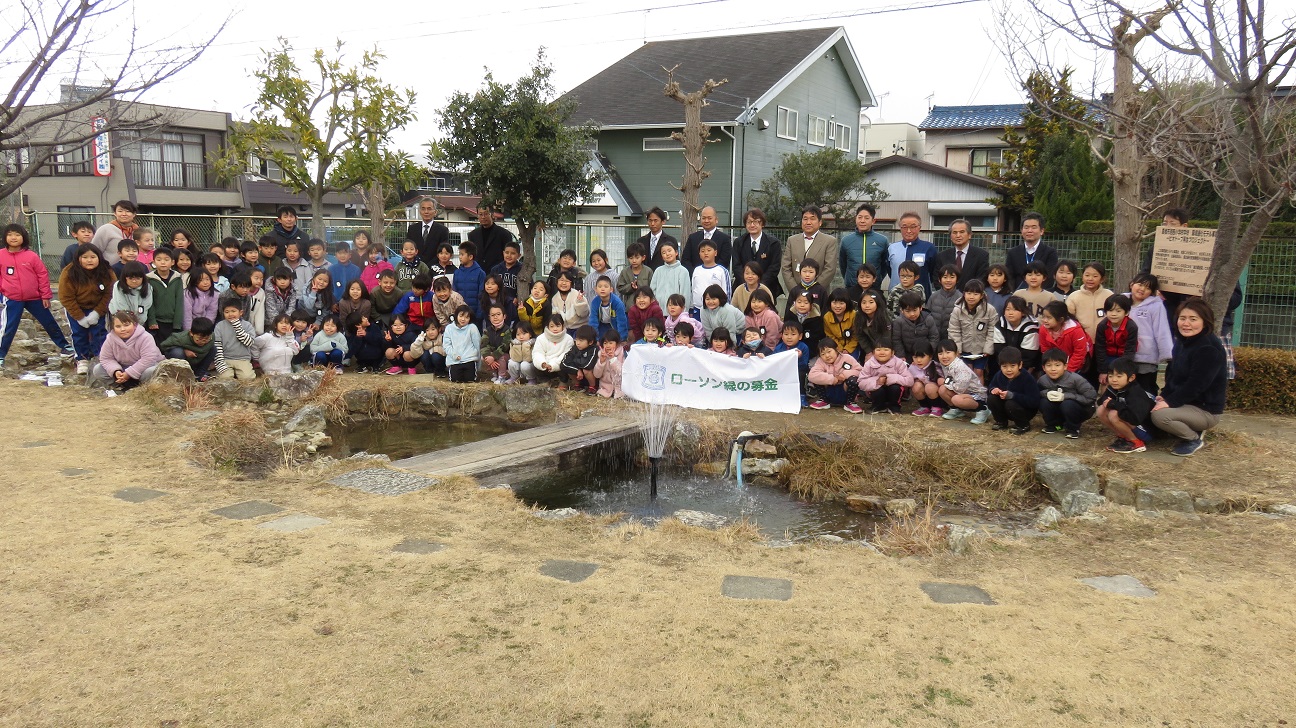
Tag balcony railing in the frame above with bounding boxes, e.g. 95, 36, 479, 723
128, 158, 213, 190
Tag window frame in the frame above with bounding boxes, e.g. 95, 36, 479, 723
808, 115, 828, 146
642, 137, 686, 152
835, 123, 851, 152
969, 147, 1005, 177
776, 106, 799, 141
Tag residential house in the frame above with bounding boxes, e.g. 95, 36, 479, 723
859, 121, 921, 163
861, 155, 1003, 232
565, 26, 874, 229
918, 103, 1025, 178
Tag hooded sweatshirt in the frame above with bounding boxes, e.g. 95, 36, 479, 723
1130, 294, 1175, 366
182, 287, 221, 332
98, 323, 164, 379
360, 259, 395, 291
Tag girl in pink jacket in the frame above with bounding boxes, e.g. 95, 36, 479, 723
858, 338, 915, 414
90, 310, 164, 390
1, 224, 73, 367
592, 330, 625, 398
360, 247, 396, 292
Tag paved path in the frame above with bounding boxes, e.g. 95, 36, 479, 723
392, 415, 639, 482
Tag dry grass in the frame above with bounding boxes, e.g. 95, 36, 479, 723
873, 502, 949, 556
779, 428, 1039, 509
187, 408, 291, 473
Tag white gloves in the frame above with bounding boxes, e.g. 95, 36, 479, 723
79, 311, 100, 327
1047, 389, 1065, 402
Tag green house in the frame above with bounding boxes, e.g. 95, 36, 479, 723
565, 26, 875, 228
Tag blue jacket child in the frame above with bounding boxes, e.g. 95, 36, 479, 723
330, 259, 361, 302
452, 260, 487, 318
591, 291, 629, 340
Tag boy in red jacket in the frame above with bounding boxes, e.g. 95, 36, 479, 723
1, 224, 73, 368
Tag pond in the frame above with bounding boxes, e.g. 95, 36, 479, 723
326, 418, 532, 461
513, 451, 884, 541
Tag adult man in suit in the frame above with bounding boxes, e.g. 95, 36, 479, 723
680, 206, 732, 272
1005, 211, 1059, 289
731, 207, 783, 295
838, 202, 889, 286
468, 204, 514, 274
635, 206, 677, 269
884, 211, 940, 292
780, 205, 839, 292
935, 218, 990, 290
405, 197, 449, 263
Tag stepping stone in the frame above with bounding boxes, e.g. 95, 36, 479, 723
392, 538, 446, 554
113, 487, 168, 503
1079, 575, 1157, 598
721, 575, 794, 601
61, 468, 93, 477
329, 468, 439, 496
257, 514, 329, 532
920, 582, 996, 605
210, 500, 283, 520
539, 560, 600, 583
20, 440, 52, 448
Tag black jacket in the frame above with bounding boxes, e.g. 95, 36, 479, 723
936, 245, 991, 291
468, 223, 514, 274
636, 232, 679, 269
406, 221, 450, 263
731, 232, 783, 295
1005, 242, 1059, 290
1097, 381, 1155, 427
1162, 331, 1228, 414
681, 229, 732, 273
561, 343, 598, 372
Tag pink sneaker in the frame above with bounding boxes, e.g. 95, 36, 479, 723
808, 400, 830, 410
843, 403, 863, 414
407, 368, 417, 375
928, 407, 945, 418
912, 406, 931, 417
385, 366, 403, 375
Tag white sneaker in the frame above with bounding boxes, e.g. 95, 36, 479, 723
75, 360, 90, 375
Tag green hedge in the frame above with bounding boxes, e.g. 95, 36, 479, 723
1076, 219, 1296, 237
1227, 347, 1296, 415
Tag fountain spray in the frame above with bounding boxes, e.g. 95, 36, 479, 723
633, 402, 681, 502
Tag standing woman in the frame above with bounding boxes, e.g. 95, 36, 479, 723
1151, 299, 1228, 457
59, 243, 117, 374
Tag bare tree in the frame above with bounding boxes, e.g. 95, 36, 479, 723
0, 0, 227, 203
663, 65, 727, 235
1000, 0, 1296, 328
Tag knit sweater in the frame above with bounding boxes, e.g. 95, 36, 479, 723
369, 286, 403, 324
947, 300, 998, 356
731, 283, 771, 317
700, 304, 745, 345
650, 260, 691, 309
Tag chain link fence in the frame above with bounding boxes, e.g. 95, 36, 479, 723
22, 211, 1296, 349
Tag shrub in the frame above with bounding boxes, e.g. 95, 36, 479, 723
1228, 347, 1296, 415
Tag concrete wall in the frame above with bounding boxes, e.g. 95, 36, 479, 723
860, 122, 922, 161
921, 129, 1007, 173
595, 128, 733, 226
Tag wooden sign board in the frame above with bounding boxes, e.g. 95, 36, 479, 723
1150, 226, 1216, 296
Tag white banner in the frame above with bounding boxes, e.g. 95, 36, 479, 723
623, 346, 801, 413
90, 116, 111, 177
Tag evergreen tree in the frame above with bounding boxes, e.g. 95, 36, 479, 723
1034, 134, 1114, 233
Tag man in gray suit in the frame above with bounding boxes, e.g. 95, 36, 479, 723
780, 205, 839, 293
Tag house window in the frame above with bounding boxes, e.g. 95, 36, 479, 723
969, 148, 1005, 177
250, 154, 284, 181
56, 206, 95, 237
643, 137, 685, 152
835, 124, 851, 152
120, 130, 207, 188
416, 177, 448, 190
932, 214, 997, 230
863, 150, 882, 163
776, 106, 798, 140
808, 116, 828, 146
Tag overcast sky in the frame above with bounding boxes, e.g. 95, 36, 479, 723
10, 0, 1063, 150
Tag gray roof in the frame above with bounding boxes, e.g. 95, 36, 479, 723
565, 27, 866, 128
918, 104, 1027, 131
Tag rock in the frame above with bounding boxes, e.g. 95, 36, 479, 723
1035, 506, 1062, 529
405, 387, 448, 417
744, 440, 778, 457
267, 371, 324, 402
692, 460, 727, 476
375, 390, 405, 416
1194, 496, 1228, 514
884, 498, 917, 517
1063, 491, 1107, 517
946, 525, 981, 555
803, 431, 846, 448
201, 380, 244, 404
1136, 510, 1163, 519
816, 534, 845, 543
740, 458, 786, 477
162, 395, 186, 411
458, 388, 501, 416
152, 358, 195, 385
1079, 574, 1157, 598
1103, 477, 1138, 507
671, 421, 702, 450
496, 385, 558, 422
284, 404, 327, 433
849, 540, 882, 554
764, 539, 796, 549
533, 507, 579, 521
749, 475, 780, 487
343, 389, 374, 413
1136, 487, 1194, 513
845, 494, 889, 515
1267, 504, 1296, 516
1013, 528, 1060, 539
1070, 512, 1106, 523
1033, 454, 1100, 503
673, 509, 728, 529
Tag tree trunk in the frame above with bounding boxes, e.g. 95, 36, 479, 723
518, 219, 539, 286
675, 97, 710, 236
310, 189, 326, 242
367, 179, 385, 249
1110, 28, 1147, 289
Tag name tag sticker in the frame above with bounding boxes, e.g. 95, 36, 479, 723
912, 254, 926, 266
5, 267, 12, 275
843, 363, 852, 370
977, 322, 986, 331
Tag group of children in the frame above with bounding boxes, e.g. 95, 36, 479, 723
0, 220, 1182, 451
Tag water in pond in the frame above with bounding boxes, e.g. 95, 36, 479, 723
326, 418, 531, 461
514, 451, 882, 541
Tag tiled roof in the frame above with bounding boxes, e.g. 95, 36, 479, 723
564, 27, 841, 127
918, 104, 1026, 131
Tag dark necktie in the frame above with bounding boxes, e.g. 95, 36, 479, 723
956, 249, 964, 272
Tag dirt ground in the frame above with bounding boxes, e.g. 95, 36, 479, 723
2, 379, 1295, 726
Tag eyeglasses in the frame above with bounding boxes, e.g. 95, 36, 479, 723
900, 224, 920, 230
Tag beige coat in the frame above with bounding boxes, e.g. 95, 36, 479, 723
781, 232, 840, 293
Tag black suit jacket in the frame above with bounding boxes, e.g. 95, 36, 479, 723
636, 233, 679, 269
1005, 242, 1059, 290
468, 223, 514, 273
406, 221, 450, 263
682, 229, 732, 273
731, 232, 784, 295
936, 245, 991, 291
